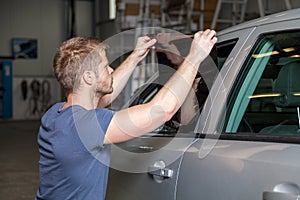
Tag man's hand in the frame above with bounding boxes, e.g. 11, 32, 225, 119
132, 36, 156, 62
187, 29, 217, 65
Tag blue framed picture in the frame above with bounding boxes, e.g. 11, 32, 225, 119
11, 38, 37, 59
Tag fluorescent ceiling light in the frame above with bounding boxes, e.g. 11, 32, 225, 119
252, 51, 279, 58
249, 93, 281, 99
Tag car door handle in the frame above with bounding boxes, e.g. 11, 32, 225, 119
138, 145, 154, 151
263, 182, 300, 200
148, 166, 173, 178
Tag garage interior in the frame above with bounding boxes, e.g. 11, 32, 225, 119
0, 0, 300, 199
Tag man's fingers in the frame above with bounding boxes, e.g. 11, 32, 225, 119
133, 36, 157, 58
195, 29, 216, 41
212, 36, 218, 44
137, 37, 156, 49
207, 30, 216, 39
194, 31, 203, 39
145, 38, 157, 49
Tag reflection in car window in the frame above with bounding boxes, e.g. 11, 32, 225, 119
217, 39, 238, 69
226, 31, 300, 135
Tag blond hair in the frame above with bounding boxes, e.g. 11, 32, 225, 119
53, 37, 107, 94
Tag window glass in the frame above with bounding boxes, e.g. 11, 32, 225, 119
217, 39, 238, 69
225, 31, 300, 135
130, 39, 238, 135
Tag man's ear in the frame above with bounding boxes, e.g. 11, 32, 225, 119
82, 71, 95, 85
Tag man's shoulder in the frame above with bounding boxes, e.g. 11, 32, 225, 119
95, 107, 114, 114
95, 108, 114, 119
44, 102, 64, 115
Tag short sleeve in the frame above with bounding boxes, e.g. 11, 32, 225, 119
95, 108, 114, 135
73, 108, 114, 164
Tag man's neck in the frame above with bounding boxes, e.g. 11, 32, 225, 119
63, 91, 101, 110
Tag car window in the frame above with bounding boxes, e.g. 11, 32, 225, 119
225, 30, 300, 135
130, 39, 238, 135
217, 39, 238, 69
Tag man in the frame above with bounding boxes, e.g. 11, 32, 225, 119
36, 29, 217, 199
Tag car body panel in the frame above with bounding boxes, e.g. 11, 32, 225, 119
177, 9, 300, 200
177, 138, 300, 200
106, 135, 194, 200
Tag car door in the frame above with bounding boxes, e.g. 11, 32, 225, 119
176, 19, 300, 200
105, 80, 198, 200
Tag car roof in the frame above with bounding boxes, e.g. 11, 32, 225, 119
218, 8, 300, 35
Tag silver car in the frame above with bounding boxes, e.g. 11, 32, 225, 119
106, 8, 300, 200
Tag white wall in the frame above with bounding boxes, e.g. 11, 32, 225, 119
13, 77, 61, 120
76, 1, 94, 37
0, 0, 94, 119
0, 0, 94, 76
0, 0, 65, 76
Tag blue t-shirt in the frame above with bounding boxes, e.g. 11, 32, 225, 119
36, 102, 114, 200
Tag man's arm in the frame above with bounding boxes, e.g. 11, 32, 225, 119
104, 29, 217, 144
98, 36, 156, 108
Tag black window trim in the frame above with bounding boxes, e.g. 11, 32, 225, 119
195, 132, 300, 145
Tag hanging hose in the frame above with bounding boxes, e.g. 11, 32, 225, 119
29, 80, 41, 115
28, 79, 51, 117
21, 80, 28, 100
41, 80, 51, 113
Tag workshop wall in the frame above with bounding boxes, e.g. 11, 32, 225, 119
13, 77, 61, 120
0, 0, 64, 76
0, 0, 94, 119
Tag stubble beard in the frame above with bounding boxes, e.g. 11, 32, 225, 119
96, 78, 113, 96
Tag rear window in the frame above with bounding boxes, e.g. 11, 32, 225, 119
225, 30, 300, 135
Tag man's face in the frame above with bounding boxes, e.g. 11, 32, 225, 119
95, 51, 114, 95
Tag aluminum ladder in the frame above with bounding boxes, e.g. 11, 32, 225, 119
257, 0, 292, 17
211, 0, 248, 29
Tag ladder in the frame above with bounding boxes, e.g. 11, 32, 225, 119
257, 0, 292, 17
161, 0, 193, 33
134, 0, 158, 94
211, 0, 248, 30
211, 0, 293, 30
